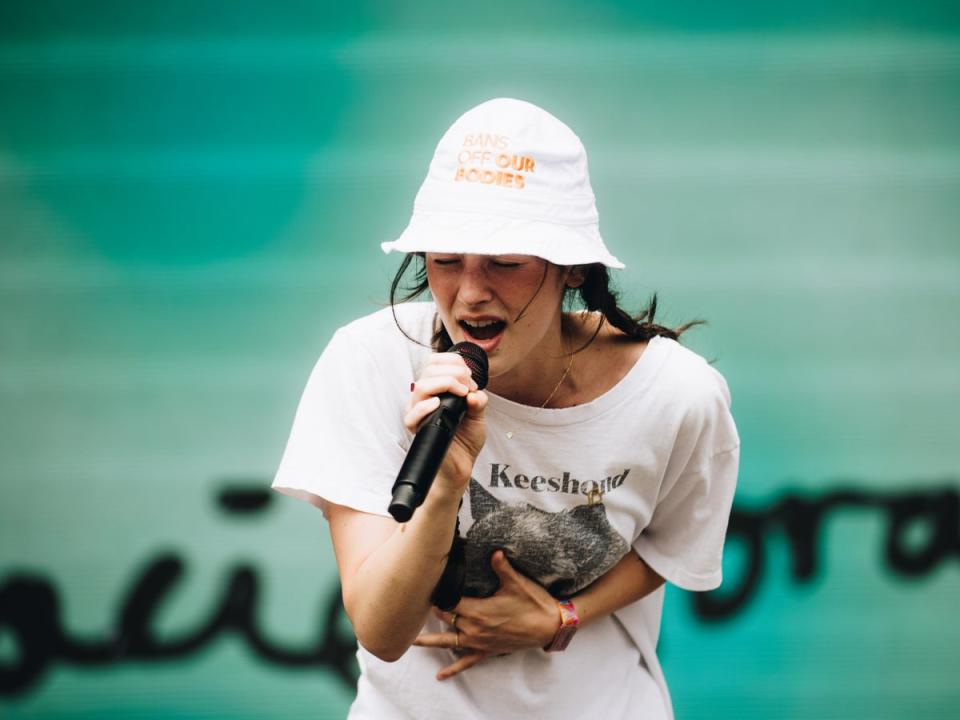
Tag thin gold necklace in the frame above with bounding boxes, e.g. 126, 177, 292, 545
505, 347, 574, 440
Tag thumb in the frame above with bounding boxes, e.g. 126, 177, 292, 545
491, 550, 521, 585
465, 389, 488, 415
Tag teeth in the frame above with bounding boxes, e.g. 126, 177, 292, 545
464, 319, 500, 328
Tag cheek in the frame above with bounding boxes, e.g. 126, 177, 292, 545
511, 276, 565, 323
426, 278, 458, 334
501, 269, 552, 314
426, 272, 452, 307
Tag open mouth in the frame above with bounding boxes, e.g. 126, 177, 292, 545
459, 319, 506, 342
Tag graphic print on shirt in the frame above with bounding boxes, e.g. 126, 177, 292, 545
463, 478, 630, 598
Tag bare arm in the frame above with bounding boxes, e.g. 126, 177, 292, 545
325, 353, 488, 662
416, 548, 665, 679
575, 548, 665, 629
326, 487, 463, 661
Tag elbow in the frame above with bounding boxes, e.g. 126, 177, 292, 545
359, 638, 408, 664
344, 597, 413, 663
353, 620, 411, 662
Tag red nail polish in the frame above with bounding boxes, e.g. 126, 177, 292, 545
410, 382, 415, 392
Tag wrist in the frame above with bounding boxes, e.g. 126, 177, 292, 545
401, 485, 463, 561
423, 480, 466, 510
543, 598, 580, 652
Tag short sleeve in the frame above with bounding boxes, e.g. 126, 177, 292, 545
271, 326, 411, 518
633, 368, 740, 592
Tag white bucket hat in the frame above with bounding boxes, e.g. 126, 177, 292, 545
381, 97, 624, 269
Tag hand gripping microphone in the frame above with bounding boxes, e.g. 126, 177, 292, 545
388, 342, 489, 523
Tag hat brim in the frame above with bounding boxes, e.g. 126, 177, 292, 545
381, 211, 625, 269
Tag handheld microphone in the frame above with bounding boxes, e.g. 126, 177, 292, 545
388, 342, 488, 523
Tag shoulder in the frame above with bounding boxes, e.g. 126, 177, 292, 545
336, 302, 436, 342
569, 313, 730, 410
570, 314, 730, 410
653, 337, 739, 452
317, 302, 437, 382
330, 302, 436, 359
656, 338, 731, 403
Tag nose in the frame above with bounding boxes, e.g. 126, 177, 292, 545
457, 259, 493, 306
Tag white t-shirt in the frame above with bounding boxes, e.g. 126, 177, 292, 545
273, 302, 740, 720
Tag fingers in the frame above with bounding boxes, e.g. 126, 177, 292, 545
412, 630, 460, 649
489, 549, 533, 593
403, 395, 441, 434
414, 374, 476, 401
403, 390, 487, 434
417, 608, 463, 647
464, 389, 488, 415
419, 606, 516, 676
426, 352, 479, 371
436, 650, 489, 681
420, 353, 479, 387
441, 596, 479, 618
415, 630, 488, 681
490, 549, 519, 582
405, 353, 484, 434
418, 355, 479, 392
432, 606, 456, 625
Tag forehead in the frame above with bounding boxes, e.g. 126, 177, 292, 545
425, 252, 547, 263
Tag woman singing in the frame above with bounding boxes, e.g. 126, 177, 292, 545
273, 97, 740, 719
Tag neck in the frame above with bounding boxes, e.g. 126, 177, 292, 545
487, 314, 575, 407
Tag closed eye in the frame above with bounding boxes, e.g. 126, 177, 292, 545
489, 254, 529, 268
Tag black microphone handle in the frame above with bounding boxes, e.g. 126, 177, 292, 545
388, 393, 468, 523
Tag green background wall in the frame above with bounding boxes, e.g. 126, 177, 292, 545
2, 2, 958, 718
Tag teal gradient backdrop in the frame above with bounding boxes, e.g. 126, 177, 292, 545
2, 3, 958, 719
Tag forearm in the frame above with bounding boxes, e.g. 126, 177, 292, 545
413, 547, 667, 671
572, 549, 665, 629
338, 483, 463, 661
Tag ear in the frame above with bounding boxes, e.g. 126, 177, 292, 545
564, 265, 587, 289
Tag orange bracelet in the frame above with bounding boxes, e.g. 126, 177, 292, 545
544, 598, 579, 652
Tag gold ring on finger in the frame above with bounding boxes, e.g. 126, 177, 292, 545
454, 629, 461, 651
450, 612, 458, 629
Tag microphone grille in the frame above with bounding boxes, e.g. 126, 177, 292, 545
450, 341, 489, 390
